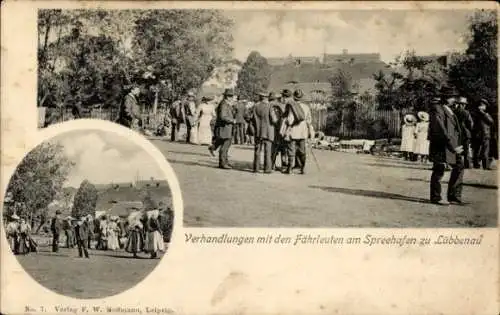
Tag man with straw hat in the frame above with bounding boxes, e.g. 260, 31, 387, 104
428, 86, 465, 205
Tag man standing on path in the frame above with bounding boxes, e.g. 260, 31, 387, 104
50, 210, 62, 252
472, 98, 494, 170
233, 97, 247, 145
184, 91, 198, 144
271, 90, 288, 172
211, 89, 236, 169
252, 91, 278, 173
428, 88, 465, 205
284, 89, 313, 175
75, 217, 90, 259
117, 83, 142, 131
169, 99, 185, 142
452, 96, 474, 169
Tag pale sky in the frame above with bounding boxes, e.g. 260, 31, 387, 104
226, 10, 472, 63
50, 130, 164, 188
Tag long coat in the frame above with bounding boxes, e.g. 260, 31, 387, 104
253, 100, 278, 141
472, 109, 494, 140
117, 93, 141, 128
214, 99, 235, 139
75, 223, 89, 243
428, 104, 463, 164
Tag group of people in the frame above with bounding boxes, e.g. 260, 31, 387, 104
5, 214, 38, 255
401, 94, 495, 171
400, 111, 431, 163
37, 207, 167, 259
427, 86, 495, 205
208, 88, 314, 174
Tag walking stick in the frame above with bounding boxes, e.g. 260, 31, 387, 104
308, 140, 321, 171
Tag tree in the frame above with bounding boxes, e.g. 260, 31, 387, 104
449, 9, 497, 115
133, 10, 234, 106
71, 180, 98, 218
4, 142, 74, 222
235, 51, 272, 101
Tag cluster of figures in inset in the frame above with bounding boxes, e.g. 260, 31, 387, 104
5, 206, 173, 260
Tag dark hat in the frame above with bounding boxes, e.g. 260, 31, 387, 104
257, 90, 268, 97
479, 98, 489, 107
282, 89, 292, 97
202, 95, 214, 102
55, 210, 61, 215
293, 89, 304, 100
223, 89, 235, 97
269, 92, 279, 100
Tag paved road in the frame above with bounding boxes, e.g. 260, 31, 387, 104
152, 139, 498, 228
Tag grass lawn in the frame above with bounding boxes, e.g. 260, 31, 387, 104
151, 139, 498, 228
15, 239, 166, 299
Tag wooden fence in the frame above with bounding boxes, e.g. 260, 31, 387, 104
39, 106, 405, 140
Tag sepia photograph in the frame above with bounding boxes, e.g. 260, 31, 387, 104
2, 129, 175, 299
35, 8, 498, 228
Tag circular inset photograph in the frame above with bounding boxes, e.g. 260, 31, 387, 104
2, 128, 175, 299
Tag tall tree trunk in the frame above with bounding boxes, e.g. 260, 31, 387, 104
153, 89, 159, 114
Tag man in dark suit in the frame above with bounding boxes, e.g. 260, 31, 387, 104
453, 97, 474, 169
233, 97, 247, 145
184, 91, 197, 143
117, 84, 142, 130
211, 89, 236, 169
271, 91, 288, 172
75, 217, 90, 258
472, 98, 494, 170
85, 215, 94, 249
252, 91, 278, 173
428, 89, 465, 205
169, 99, 185, 142
50, 210, 62, 252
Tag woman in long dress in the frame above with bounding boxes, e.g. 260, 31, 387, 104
400, 114, 417, 160
144, 210, 164, 259
17, 218, 33, 255
414, 111, 430, 163
106, 216, 120, 251
197, 96, 216, 145
125, 220, 144, 258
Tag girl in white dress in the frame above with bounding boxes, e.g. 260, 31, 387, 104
144, 209, 164, 259
414, 111, 430, 163
197, 96, 216, 145
400, 114, 417, 160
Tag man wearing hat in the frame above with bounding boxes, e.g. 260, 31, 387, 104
428, 88, 465, 205
283, 89, 313, 174
117, 83, 142, 130
184, 91, 198, 144
452, 96, 474, 168
211, 88, 236, 169
75, 217, 90, 258
271, 90, 289, 171
252, 90, 278, 173
50, 210, 63, 252
472, 98, 494, 170
233, 96, 248, 145
169, 99, 185, 142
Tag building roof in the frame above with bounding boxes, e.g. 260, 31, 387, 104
324, 53, 381, 64
106, 201, 143, 218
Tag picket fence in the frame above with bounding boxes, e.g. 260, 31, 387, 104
38, 106, 404, 140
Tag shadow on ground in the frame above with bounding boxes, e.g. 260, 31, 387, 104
406, 177, 498, 190
310, 185, 430, 204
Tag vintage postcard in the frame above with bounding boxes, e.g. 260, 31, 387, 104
1, 1, 498, 314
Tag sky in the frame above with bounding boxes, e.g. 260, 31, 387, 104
50, 130, 165, 188
226, 9, 472, 63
